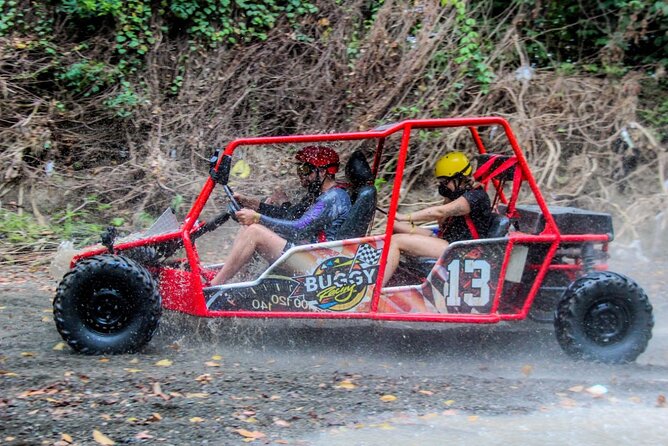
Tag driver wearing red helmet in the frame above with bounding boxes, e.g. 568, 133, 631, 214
210, 146, 351, 286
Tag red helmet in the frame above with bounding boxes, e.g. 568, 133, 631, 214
295, 146, 339, 175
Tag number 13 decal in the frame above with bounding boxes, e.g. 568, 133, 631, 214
445, 259, 491, 307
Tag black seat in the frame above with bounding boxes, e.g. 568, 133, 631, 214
487, 213, 510, 238
336, 151, 377, 239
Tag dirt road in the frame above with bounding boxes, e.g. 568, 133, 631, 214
1, 258, 667, 445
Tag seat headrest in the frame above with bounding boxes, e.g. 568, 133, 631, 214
345, 151, 373, 186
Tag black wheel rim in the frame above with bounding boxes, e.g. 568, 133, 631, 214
80, 287, 134, 333
583, 298, 631, 345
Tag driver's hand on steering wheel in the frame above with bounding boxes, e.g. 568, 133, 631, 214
235, 208, 261, 226
233, 193, 260, 211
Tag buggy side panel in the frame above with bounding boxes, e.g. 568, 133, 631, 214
380, 239, 531, 315
205, 237, 384, 312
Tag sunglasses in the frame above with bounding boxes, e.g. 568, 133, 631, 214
296, 163, 315, 176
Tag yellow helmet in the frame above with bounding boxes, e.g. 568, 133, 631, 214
434, 151, 472, 178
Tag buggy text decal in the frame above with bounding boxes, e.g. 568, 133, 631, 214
293, 243, 381, 311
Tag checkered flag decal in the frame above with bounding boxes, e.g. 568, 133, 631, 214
355, 243, 382, 266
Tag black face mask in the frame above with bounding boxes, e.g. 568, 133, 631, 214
439, 184, 461, 200
306, 169, 323, 196
439, 180, 465, 201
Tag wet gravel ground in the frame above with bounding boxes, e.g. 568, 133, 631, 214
1, 258, 667, 445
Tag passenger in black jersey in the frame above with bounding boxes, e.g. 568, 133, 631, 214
382, 151, 492, 286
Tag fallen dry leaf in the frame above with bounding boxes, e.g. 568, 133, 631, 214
211, 355, 223, 360
98, 358, 109, 363
155, 359, 173, 367
185, 392, 209, 399
335, 380, 357, 390
235, 429, 266, 439
152, 382, 170, 400
380, 395, 397, 402
190, 417, 205, 423
147, 413, 162, 422
123, 368, 142, 374
20, 352, 35, 357
0, 370, 18, 377
468, 415, 479, 422
418, 390, 434, 396
521, 364, 533, 376
92, 429, 115, 445
568, 385, 584, 393
205, 361, 220, 367
61, 433, 73, 443
443, 399, 455, 406
53, 342, 66, 351
135, 431, 153, 440
196, 374, 212, 383
274, 419, 291, 427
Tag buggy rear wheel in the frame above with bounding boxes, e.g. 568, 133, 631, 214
554, 271, 653, 363
53, 254, 162, 354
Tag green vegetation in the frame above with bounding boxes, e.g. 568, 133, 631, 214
0, 206, 103, 250
0, 0, 318, 115
503, 0, 667, 71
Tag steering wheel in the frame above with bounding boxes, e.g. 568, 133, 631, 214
223, 184, 242, 213
190, 184, 243, 240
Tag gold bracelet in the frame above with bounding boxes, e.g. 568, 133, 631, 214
254, 212, 261, 224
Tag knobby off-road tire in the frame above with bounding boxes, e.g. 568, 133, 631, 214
554, 271, 653, 364
53, 255, 162, 354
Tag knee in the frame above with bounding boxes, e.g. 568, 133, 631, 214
245, 223, 275, 242
244, 223, 263, 238
391, 233, 410, 249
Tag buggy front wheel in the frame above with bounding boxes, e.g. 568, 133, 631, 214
53, 255, 162, 354
554, 271, 653, 363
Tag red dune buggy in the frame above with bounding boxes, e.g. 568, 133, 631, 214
53, 117, 654, 363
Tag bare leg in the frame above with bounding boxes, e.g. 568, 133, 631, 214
210, 224, 287, 285
382, 234, 449, 286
